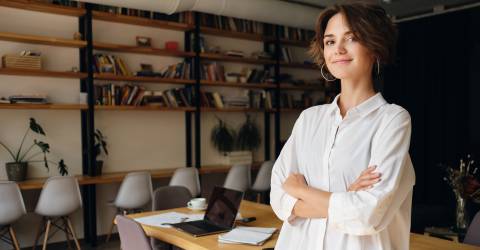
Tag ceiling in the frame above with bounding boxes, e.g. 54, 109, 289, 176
285, 0, 480, 18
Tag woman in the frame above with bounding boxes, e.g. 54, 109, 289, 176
270, 2, 415, 250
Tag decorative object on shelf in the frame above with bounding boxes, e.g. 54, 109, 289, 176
93, 129, 108, 176
9, 94, 48, 104
165, 41, 179, 51
2, 51, 42, 70
73, 31, 82, 40
70, 66, 79, 72
440, 154, 479, 232
210, 118, 235, 156
136, 36, 152, 47
1, 118, 68, 181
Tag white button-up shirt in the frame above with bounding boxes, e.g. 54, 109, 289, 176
270, 93, 415, 250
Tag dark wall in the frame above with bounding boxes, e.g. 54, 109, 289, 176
383, 7, 480, 229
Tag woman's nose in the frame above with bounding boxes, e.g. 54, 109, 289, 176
335, 41, 347, 55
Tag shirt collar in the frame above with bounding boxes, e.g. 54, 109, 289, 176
329, 92, 387, 118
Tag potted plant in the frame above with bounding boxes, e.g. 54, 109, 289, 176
210, 118, 235, 156
94, 129, 108, 176
231, 114, 260, 164
0, 118, 68, 181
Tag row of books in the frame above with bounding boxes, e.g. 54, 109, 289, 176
94, 84, 194, 107
93, 54, 131, 76
199, 13, 271, 35
47, 0, 80, 7
278, 26, 315, 42
200, 63, 271, 84
90, 4, 193, 23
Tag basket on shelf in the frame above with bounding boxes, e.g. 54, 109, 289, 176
2, 54, 42, 70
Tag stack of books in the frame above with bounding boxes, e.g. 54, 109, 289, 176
9, 94, 48, 104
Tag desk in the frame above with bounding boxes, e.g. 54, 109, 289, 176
130, 201, 480, 250
16, 162, 262, 190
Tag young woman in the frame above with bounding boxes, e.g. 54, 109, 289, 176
270, 2, 415, 250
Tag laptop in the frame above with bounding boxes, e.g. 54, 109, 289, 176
171, 186, 244, 237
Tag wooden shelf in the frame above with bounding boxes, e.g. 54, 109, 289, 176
95, 105, 195, 112
0, 0, 85, 16
94, 74, 195, 85
280, 61, 318, 69
201, 80, 275, 89
200, 53, 275, 65
0, 32, 86, 47
93, 42, 195, 57
200, 26, 264, 42
92, 11, 193, 31
201, 107, 265, 113
0, 103, 87, 110
279, 83, 324, 91
17, 163, 262, 190
0, 68, 87, 79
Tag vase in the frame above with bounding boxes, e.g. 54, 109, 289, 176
454, 193, 469, 231
6, 162, 28, 181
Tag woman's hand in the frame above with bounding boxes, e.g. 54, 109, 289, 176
283, 173, 308, 198
348, 165, 381, 192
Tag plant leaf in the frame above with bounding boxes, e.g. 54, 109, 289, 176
58, 159, 68, 176
29, 118, 46, 135
35, 140, 50, 153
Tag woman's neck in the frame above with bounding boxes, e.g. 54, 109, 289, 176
338, 77, 376, 118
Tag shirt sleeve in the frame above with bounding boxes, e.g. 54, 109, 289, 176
270, 112, 304, 223
327, 109, 416, 235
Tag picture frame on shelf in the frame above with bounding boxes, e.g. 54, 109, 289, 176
136, 36, 152, 47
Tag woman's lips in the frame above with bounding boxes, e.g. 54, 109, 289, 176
333, 59, 353, 64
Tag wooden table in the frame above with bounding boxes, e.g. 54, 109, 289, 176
16, 163, 262, 190
130, 201, 480, 250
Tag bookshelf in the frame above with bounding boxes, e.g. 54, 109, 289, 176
0, 1, 322, 246
92, 10, 193, 30
0, 0, 85, 16
0, 68, 87, 79
0, 31, 87, 47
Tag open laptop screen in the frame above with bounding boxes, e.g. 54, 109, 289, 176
204, 186, 244, 229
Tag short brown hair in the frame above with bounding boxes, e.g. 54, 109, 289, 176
309, 1, 397, 67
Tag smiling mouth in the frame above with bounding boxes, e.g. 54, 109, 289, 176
333, 59, 353, 64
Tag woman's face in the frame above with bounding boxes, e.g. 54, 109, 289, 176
323, 13, 374, 80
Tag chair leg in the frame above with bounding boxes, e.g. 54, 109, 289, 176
9, 226, 21, 250
256, 193, 261, 203
42, 219, 51, 250
105, 213, 116, 243
62, 217, 73, 250
32, 217, 45, 250
66, 217, 81, 250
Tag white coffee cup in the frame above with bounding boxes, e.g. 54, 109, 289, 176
188, 198, 206, 209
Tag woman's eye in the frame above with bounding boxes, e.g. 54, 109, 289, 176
346, 36, 355, 42
325, 40, 334, 46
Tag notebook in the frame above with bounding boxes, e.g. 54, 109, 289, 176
170, 186, 244, 237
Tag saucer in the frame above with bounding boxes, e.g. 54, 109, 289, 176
187, 204, 207, 211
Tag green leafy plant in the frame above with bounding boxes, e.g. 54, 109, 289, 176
236, 114, 261, 151
0, 118, 68, 175
210, 118, 235, 155
94, 129, 108, 160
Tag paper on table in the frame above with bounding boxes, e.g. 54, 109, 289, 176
134, 212, 204, 228
218, 226, 277, 246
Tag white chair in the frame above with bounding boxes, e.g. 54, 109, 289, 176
33, 176, 82, 250
106, 171, 153, 242
250, 161, 274, 203
223, 164, 251, 192
0, 181, 26, 250
169, 167, 201, 197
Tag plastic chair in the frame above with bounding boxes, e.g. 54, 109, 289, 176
0, 181, 26, 250
464, 211, 480, 246
116, 215, 152, 250
151, 186, 192, 250
106, 171, 153, 242
169, 167, 201, 197
223, 164, 251, 192
249, 161, 274, 203
33, 176, 82, 250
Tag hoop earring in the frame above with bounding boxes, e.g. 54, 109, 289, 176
321, 63, 336, 82
376, 59, 380, 76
